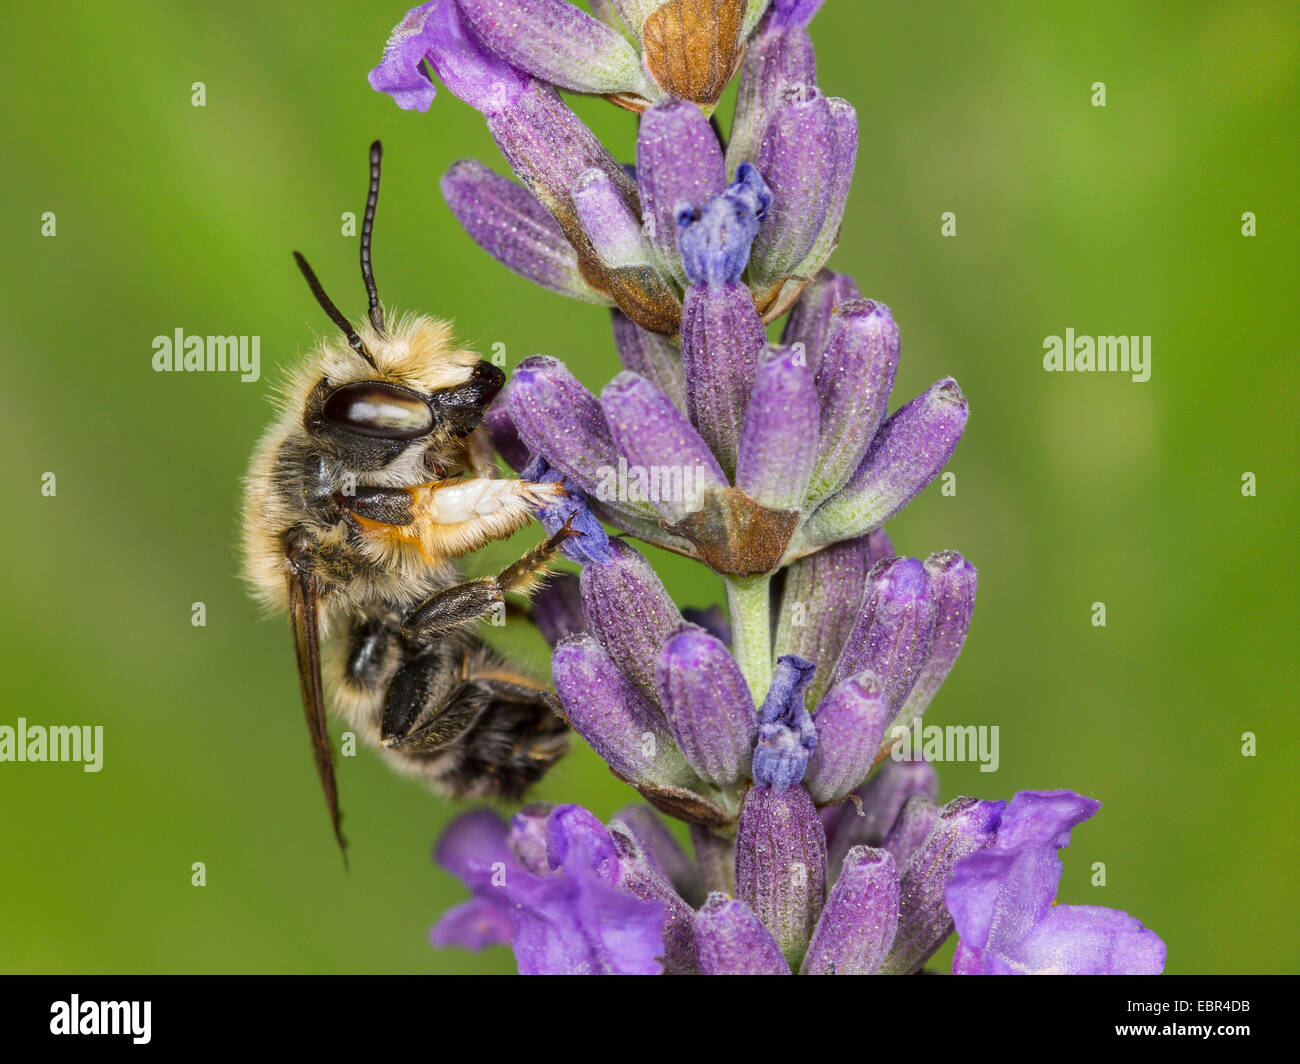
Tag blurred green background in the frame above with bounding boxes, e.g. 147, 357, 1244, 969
1, 1, 1295, 974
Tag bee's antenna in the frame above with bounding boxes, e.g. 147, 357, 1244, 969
361, 140, 385, 336
293, 251, 378, 371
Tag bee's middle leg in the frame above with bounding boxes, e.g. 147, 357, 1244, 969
399, 519, 581, 645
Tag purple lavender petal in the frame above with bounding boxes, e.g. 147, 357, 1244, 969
804, 671, 891, 804
876, 796, 1004, 974
774, 528, 893, 708
508, 801, 557, 874
600, 372, 729, 524
551, 633, 693, 788
832, 556, 937, 718
441, 160, 610, 304
579, 537, 684, 694
611, 309, 686, 409
781, 269, 862, 376
753, 655, 818, 789
369, 2, 451, 113
880, 794, 940, 868
727, 0, 822, 171
430, 897, 515, 951
693, 893, 792, 974
804, 378, 969, 548
807, 299, 900, 505
522, 454, 614, 566
735, 783, 828, 964
457, 0, 656, 97
801, 845, 898, 974
677, 162, 771, 286
735, 343, 820, 511
637, 97, 727, 283
435, 807, 514, 889
614, 804, 703, 904
748, 87, 836, 287
947, 790, 1166, 975
608, 819, 700, 974
530, 572, 587, 647
826, 758, 939, 879
370, 1, 533, 114
655, 625, 757, 786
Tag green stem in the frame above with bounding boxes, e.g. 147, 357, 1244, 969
726, 573, 773, 702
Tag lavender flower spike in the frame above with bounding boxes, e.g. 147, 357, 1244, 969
736, 343, 820, 512
801, 846, 899, 975
655, 626, 756, 786
456, 0, 658, 99
948, 791, 1166, 974
801, 377, 969, 550
441, 160, 611, 304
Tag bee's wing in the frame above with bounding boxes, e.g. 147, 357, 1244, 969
285, 563, 348, 860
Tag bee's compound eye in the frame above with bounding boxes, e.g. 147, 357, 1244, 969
321, 382, 435, 440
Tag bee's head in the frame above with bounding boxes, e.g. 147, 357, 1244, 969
292, 140, 505, 473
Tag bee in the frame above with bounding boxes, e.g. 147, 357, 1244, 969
241, 142, 572, 856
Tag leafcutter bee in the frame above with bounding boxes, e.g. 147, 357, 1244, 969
241, 142, 571, 856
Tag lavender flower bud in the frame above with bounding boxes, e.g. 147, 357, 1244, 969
457, 0, 657, 98
736, 782, 828, 965
804, 671, 891, 804
774, 528, 893, 708
601, 372, 729, 524
529, 572, 587, 647
804, 377, 969, 548
826, 758, 940, 877
753, 655, 818, 789
888, 552, 978, 742
876, 796, 1004, 974
728, 0, 824, 171
678, 166, 771, 474
735, 344, 820, 512
524, 455, 614, 566
611, 310, 686, 410
551, 633, 693, 788
796, 97, 857, 283
693, 893, 792, 975
441, 160, 610, 304
615, 804, 703, 903
881, 795, 940, 868
800, 845, 899, 975
749, 86, 839, 288
579, 537, 683, 696
807, 300, 901, 505
506, 355, 632, 504
654, 625, 756, 786
781, 268, 862, 376
608, 819, 700, 974
832, 556, 937, 718
636, 96, 727, 284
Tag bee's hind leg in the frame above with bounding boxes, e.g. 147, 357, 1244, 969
399, 517, 582, 645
